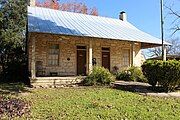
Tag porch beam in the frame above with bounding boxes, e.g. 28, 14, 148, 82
131, 42, 135, 66
31, 36, 36, 79
88, 40, 93, 74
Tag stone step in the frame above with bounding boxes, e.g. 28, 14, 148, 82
31, 76, 85, 87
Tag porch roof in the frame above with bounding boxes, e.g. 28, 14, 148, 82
28, 6, 169, 46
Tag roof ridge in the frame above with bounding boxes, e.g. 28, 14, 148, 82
28, 6, 126, 22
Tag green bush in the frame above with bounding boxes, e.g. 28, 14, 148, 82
116, 67, 147, 83
141, 60, 159, 87
142, 60, 180, 92
82, 66, 115, 86
128, 67, 147, 82
116, 71, 131, 81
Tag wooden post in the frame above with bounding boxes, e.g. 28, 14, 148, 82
160, 0, 166, 61
31, 36, 36, 79
131, 42, 135, 66
163, 45, 167, 61
89, 40, 93, 74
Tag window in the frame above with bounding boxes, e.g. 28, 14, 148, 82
48, 44, 59, 66
123, 49, 130, 67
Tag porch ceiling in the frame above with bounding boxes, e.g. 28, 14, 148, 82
141, 42, 162, 49
28, 6, 170, 47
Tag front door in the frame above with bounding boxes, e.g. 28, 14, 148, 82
77, 46, 87, 75
102, 47, 110, 70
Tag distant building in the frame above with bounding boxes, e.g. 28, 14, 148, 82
149, 55, 180, 60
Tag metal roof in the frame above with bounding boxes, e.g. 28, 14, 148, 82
28, 6, 168, 45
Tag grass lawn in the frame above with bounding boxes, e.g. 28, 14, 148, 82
17, 87, 180, 120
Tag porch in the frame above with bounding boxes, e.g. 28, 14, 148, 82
28, 33, 143, 85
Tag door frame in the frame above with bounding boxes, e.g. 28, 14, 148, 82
101, 47, 110, 70
76, 45, 87, 75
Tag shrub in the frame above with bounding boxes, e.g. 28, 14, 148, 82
82, 66, 115, 86
141, 60, 159, 87
116, 71, 131, 81
0, 61, 29, 85
142, 60, 180, 92
111, 66, 119, 75
116, 67, 147, 83
128, 67, 147, 82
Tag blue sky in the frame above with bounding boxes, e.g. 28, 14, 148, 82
49, 0, 178, 40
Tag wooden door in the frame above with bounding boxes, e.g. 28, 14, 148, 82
102, 48, 110, 70
77, 46, 87, 75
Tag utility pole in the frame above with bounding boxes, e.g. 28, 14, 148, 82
160, 0, 166, 61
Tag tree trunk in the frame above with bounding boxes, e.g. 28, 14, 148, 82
0, 55, 5, 79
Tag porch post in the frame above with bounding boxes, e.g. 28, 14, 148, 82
131, 42, 135, 66
89, 40, 93, 74
31, 36, 36, 79
163, 45, 167, 61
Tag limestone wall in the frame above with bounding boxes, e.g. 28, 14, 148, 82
28, 33, 143, 76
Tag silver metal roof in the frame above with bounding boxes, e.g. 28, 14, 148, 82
28, 6, 167, 45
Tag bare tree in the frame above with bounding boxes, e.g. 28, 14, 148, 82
148, 38, 180, 57
36, 0, 59, 9
167, 37, 180, 55
148, 0, 180, 57
164, 0, 180, 35
36, 0, 98, 16
148, 47, 162, 57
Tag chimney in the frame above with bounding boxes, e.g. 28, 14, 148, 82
29, 0, 36, 6
119, 11, 127, 21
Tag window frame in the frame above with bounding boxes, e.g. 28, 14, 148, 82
122, 49, 130, 67
48, 44, 60, 66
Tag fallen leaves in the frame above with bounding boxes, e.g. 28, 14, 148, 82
0, 96, 30, 118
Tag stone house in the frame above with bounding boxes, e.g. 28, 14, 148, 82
28, 4, 168, 85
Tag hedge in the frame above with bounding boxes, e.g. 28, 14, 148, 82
142, 60, 180, 92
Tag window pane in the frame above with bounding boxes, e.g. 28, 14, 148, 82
123, 49, 130, 67
49, 44, 59, 49
48, 44, 59, 65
